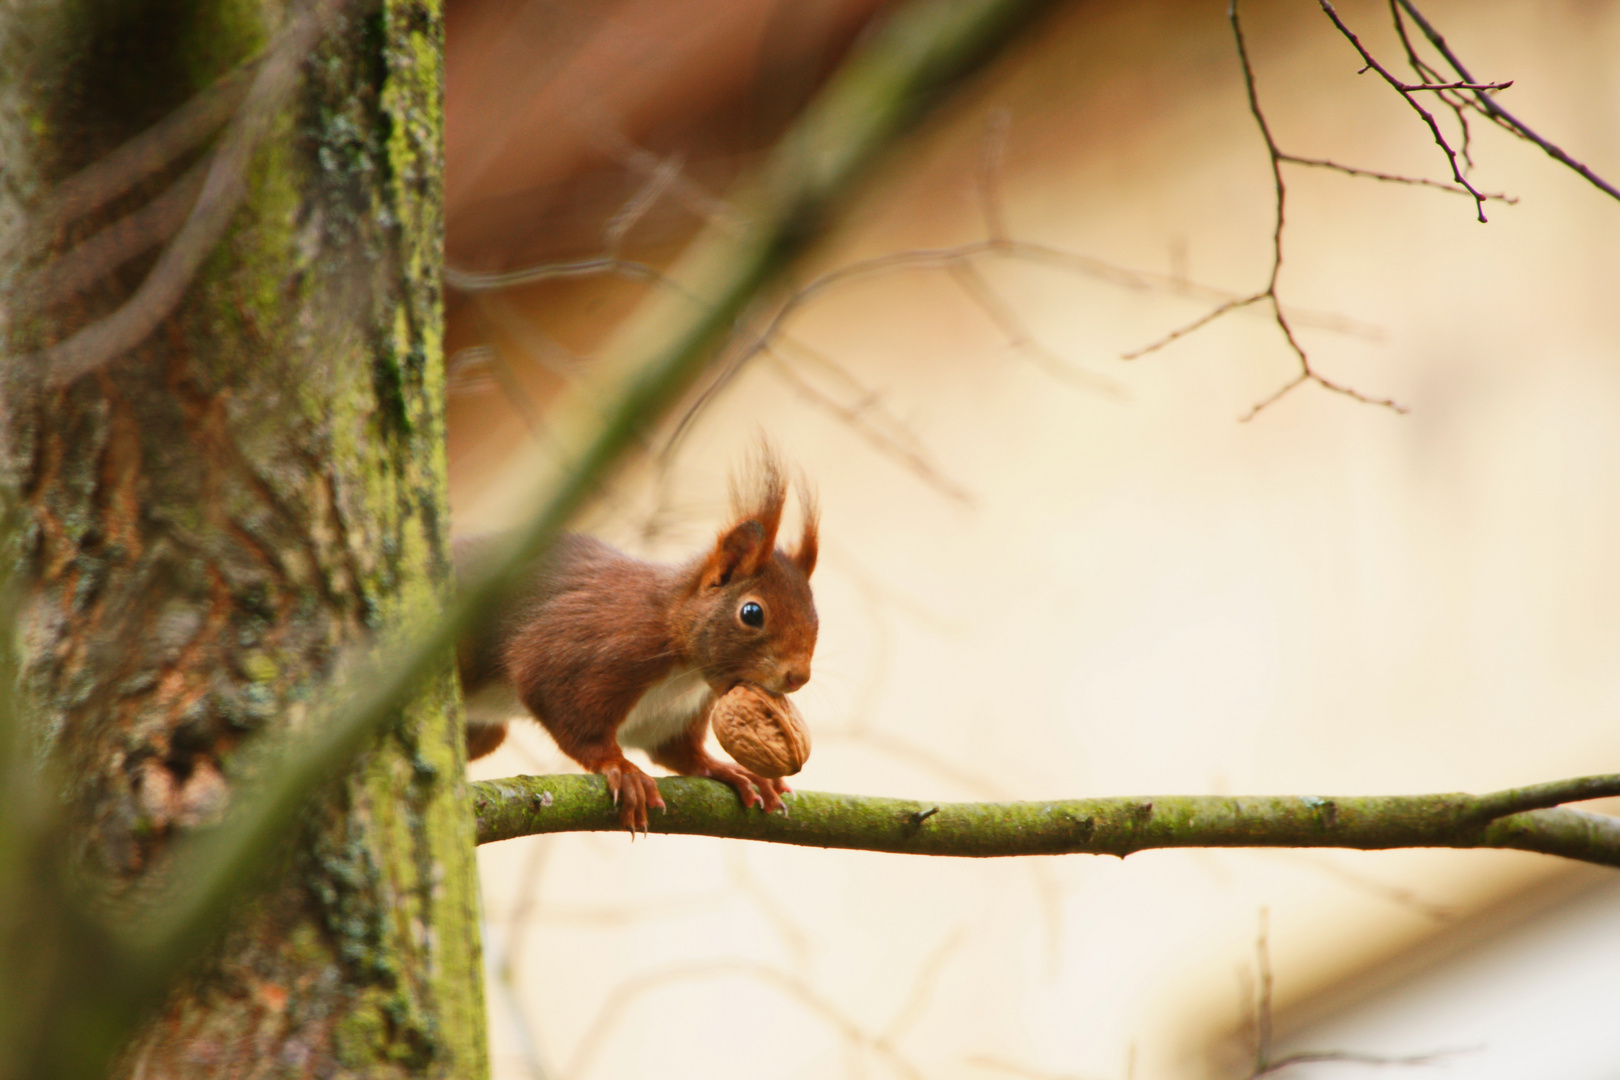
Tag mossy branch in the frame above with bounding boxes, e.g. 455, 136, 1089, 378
471, 774, 1620, 868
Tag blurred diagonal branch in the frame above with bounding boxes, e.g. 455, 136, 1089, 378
473, 773, 1620, 869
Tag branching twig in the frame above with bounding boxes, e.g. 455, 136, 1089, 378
1316, 0, 1493, 222
1276, 152, 1514, 204
763, 340, 976, 505
1139, 0, 1608, 418
945, 261, 1122, 395
1385, 1, 1476, 173
1246, 909, 1475, 1077
1393, 0, 1620, 204
1143, 3, 1412, 421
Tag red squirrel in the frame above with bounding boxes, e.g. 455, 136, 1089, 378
455, 452, 818, 831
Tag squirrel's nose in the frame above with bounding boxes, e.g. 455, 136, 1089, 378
781, 664, 810, 692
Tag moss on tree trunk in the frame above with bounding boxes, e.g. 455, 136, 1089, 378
2, 1, 487, 1076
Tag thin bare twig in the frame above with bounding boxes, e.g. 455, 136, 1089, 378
1257, 1048, 1470, 1076
1382, 79, 1509, 93
589, 123, 739, 233
441, 147, 708, 448
1316, 0, 1492, 222
1252, 908, 1275, 1075
604, 154, 685, 257
763, 340, 976, 505
659, 84, 1397, 462
944, 261, 1122, 396
1393, 0, 1620, 203
1245, 908, 1472, 1078
1121, 293, 1265, 361
1138, 0, 1603, 416
1386, 0, 1477, 172
1277, 152, 1514, 204
1152, 2, 1410, 421
665, 228, 1330, 459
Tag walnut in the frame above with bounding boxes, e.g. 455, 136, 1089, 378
711, 683, 811, 778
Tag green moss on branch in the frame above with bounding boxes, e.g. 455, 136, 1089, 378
471, 774, 1620, 868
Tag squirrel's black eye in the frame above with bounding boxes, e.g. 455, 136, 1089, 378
739, 601, 765, 628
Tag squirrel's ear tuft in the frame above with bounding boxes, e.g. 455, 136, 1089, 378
702, 520, 766, 589
728, 440, 786, 577
792, 477, 819, 577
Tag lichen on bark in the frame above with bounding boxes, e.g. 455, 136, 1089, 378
2, 0, 485, 1076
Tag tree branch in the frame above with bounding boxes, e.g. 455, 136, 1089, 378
472, 774, 1620, 868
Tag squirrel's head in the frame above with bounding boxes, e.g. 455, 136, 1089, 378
680, 448, 818, 696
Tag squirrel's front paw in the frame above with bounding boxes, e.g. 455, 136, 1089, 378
709, 761, 790, 814
598, 760, 666, 834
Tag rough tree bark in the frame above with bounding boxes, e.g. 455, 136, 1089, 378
2, 1, 486, 1077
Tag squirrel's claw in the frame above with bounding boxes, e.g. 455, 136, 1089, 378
708, 761, 789, 814
756, 775, 789, 815
597, 760, 664, 835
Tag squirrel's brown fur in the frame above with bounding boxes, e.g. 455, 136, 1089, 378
456, 450, 818, 831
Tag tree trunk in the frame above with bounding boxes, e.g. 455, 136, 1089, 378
2, 1, 487, 1076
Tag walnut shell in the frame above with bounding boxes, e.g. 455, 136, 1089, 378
711, 683, 811, 778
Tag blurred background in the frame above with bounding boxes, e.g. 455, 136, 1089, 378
442, 0, 1620, 1077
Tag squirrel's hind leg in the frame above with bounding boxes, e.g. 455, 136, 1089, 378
466, 722, 508, 760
